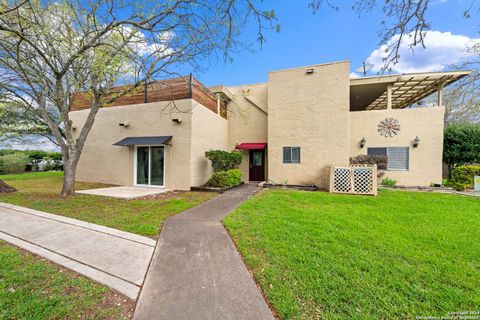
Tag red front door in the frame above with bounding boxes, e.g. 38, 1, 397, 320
249, 150, 265, 181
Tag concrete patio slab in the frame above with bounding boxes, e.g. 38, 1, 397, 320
0, 203, 156, 299
134, 184, 274, 320
76, 186, 171, 199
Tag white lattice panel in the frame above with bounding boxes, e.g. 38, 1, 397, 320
329, 165, 377, 196
353, 167, 374, 194
332, 168, 352, 193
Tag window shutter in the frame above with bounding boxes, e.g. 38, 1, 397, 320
387, 147, 409, 170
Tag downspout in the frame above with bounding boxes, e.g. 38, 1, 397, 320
189, 73, 193, 99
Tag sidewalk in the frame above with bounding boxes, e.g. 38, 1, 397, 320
134, 184, 274, 320
0, 202, 155, 299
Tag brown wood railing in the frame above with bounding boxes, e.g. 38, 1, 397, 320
70, 76, 227, 119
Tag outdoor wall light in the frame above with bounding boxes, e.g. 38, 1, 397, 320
413, 136, 420, 148
360, 137, 366, 148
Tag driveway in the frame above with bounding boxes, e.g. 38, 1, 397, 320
134, 184, 274, 320
0, 202, 155, 299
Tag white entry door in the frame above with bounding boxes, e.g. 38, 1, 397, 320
135, 146, 165, 187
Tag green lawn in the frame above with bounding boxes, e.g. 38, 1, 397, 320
0, 172, 215, 236
0, 240, 133, 319
224, 189, 480, 320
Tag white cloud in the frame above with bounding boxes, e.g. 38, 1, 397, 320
350, 72, 361, 78
366, 31, 480, 74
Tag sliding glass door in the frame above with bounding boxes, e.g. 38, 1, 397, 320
135, 146, 165, 187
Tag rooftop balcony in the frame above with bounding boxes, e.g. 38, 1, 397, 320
71, 76, 228, 119
349, 70, 470, 112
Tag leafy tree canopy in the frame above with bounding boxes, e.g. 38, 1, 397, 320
443, 123, 480, 169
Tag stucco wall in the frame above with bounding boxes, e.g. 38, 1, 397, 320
70, 99, 194, 190
349, 106, 445, 186
190, 101, 229, 186
267, 61, 351, 188
226, 83, 269, 181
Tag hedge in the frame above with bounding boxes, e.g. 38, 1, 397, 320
448, 165, 480, 191
0, 153, 29, 174
205, 150, 243, 172
204, 169, 242, 188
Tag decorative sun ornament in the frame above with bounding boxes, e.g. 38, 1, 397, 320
378, 117, 400, 137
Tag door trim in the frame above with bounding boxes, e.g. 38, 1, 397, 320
133, 145, 166, 188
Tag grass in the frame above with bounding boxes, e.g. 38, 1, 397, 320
0, 172, 215, 236
224, 189, 480, 320
0, 240, 133, 319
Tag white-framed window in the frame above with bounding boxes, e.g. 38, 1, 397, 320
283, 146, 301, 164
367, 147, 409, 171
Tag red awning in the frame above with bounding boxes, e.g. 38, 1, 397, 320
235, 143, 267, 150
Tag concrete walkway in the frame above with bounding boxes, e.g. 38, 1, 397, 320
0, 202, 156, 299
134, 184, 274, 320
77, 186, 172, 200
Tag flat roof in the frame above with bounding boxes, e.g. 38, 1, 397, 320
350, 70, 471, 111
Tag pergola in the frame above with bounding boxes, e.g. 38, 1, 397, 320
350, 71, 471, 111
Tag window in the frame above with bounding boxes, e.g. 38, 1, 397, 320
367, 147, 409, 171
252, 151, 263, 166
283, 147, 300, 164
135, 146, 165, 186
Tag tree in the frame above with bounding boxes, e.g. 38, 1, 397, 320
443, 123, 480, 174
444, 79, 480, 126
0, 101, 53, 147
0, 0, 275, 197
444, 52, 480, 126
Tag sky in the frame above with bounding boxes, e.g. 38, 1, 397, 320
183, 0, 480, 87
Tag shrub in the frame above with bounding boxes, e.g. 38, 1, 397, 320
43, 159, 63, 171
448, 165, 480, 191
350, 154, 388, 170
0, 153, 28, 174
0, 149, 17, 156
381, 177, 397, 187
26, 150, 48, 171
48, 152, 63, 161
205, 150, 243, 172
350, 154, 388, 178
205, 169, 242, 188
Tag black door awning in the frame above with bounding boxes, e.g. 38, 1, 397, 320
113, 136, 172, 147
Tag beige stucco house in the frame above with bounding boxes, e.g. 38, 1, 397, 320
70, 61, 469, 190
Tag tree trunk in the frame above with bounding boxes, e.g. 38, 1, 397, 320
0, 179, 16, 193
60, 157, 78, 197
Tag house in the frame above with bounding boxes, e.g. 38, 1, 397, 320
70, 61, 469, 190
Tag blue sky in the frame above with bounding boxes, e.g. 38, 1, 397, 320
185, 0, 479, 87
